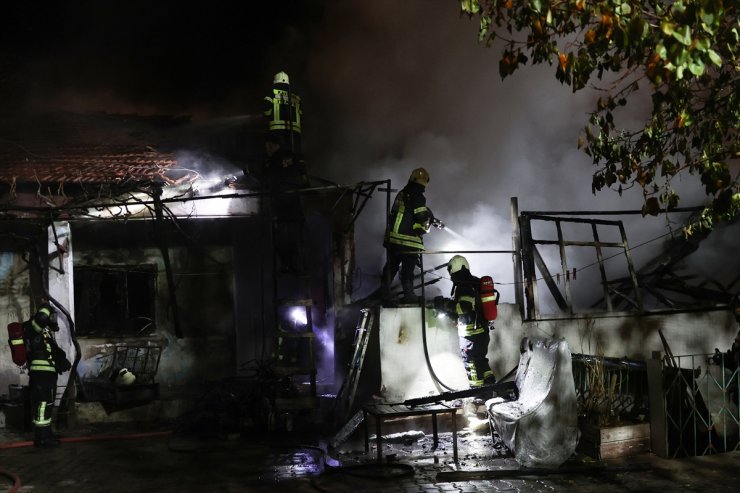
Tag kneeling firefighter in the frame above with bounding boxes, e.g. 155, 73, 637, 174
24, 302, 71, 447
433, 255, 497, 388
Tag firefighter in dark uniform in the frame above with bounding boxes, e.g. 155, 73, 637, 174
434, 255, 496, 389
24, 302, 70, 447
381, 167, 439, 303
264, 71, 303, 162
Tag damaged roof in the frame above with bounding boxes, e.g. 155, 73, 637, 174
0, 112, 198, 187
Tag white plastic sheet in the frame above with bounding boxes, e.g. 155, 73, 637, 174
487, 337, 579, 468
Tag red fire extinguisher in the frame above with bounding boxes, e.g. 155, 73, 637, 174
7, 322, 28, 366
479, 276, 499, 322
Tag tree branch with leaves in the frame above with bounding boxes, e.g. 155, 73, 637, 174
460, 0, 738, 233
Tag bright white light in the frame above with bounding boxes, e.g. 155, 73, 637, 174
436, 312, 446, 320
291, 307, 308, 325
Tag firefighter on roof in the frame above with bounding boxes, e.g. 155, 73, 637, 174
380, 167, 441, 303
24, 302, 71, 447
433, 255, 497, 389
264, 71, 303, 161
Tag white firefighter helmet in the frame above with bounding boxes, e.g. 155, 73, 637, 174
273, 71, 290, 84
447, 255, 469, 275
115, 368, 136, 386
409, 167, 430, 186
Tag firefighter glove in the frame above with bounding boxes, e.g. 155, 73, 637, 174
52, 344, 72, 374
433, 296, 446, 311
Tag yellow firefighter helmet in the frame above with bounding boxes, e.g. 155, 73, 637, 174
409, 167, 430, 186
115, 368, 136, 386
447, 255, 470, 275
273, 71, 290, 84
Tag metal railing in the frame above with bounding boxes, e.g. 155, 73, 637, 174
571, 354, 649, 426
659, 353, 739, 457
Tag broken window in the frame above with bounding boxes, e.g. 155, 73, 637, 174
74, 265, 156, 337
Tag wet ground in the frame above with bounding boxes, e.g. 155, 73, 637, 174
1, 422, 739, 493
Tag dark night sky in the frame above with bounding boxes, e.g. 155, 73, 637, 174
1, 1, 736, 301
0, 1, 322, 118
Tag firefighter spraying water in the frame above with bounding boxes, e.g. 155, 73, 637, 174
380, 167, 443, 303
438, 224, 481, 247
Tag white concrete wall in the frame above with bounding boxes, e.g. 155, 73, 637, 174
48, 222, 76, 407
378, 307, 468, 402
491, 303, 738, 377
73, 243, 236, 392
377, 303, 738, 403
1, 236, 237, 409
0, 252, 32, 398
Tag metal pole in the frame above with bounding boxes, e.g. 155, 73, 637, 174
384, 179, 392, 290
510, 197, 524, 319
152, 184, 183, 339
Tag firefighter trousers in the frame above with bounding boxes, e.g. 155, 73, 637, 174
381, 244, 420, 293
29, 371, 58, 429
459, 331, 494, 388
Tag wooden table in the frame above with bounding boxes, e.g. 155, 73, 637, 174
363, 403, 460, 463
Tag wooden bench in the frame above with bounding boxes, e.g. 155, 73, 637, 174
363, 403, 460, 463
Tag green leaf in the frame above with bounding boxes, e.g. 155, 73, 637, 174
668, 43, 689, 66
656, 43, 667, 59
661, 21, 675, 36
688, 59, 705, 76
694, 38, 709, 52
530, 0, 542, 13
618, 3, 632, 16
671, 1, 687, 15
479, 16, 491, 41
672, 25, 692, 46
707, 49, 722, 66
460, 0, 480, 14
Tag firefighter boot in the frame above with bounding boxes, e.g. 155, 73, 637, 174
401, 279, 419, 304
34, 425, 60, 448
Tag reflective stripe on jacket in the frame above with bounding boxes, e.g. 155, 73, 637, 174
30, 359, 56, 372
385, 182, 430, 250
264, 87, 302, 133
25, 320, 57, 373
455, 294, 486, 337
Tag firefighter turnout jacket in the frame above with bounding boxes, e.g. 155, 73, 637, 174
264, 82, 302, 135
384, 182, 432, 251
24, 306, 70, 375
436, 270, 487, 338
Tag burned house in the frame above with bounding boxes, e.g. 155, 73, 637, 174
1, 111, 738, 463
0, 111, 369, 430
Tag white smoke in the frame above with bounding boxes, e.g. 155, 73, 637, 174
304, 0, 738, 302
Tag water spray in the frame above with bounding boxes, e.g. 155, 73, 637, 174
438, 224, 481, 248
441, 226, 464, 240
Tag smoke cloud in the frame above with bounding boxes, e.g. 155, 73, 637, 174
2, 1, 735, 303
303, 1, 737, 303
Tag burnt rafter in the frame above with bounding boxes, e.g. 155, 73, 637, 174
597, 212, 738, 310
340, 180, 389, 233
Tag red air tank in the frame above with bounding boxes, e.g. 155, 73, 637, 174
479, 276, 499, 321
7, 322, 27, 366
